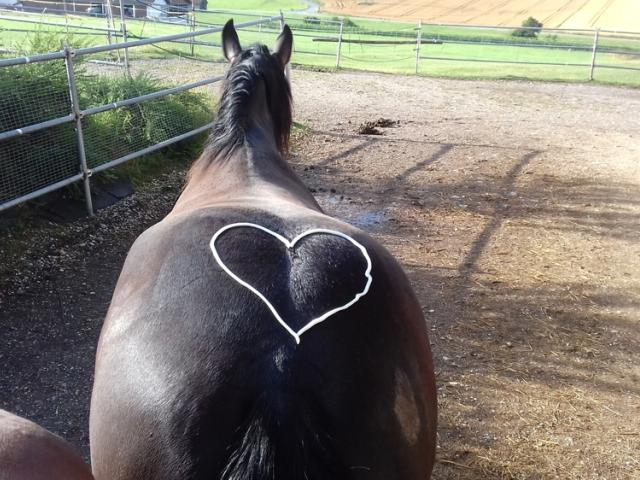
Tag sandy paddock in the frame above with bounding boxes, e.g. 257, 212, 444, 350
0, 64, 639, 479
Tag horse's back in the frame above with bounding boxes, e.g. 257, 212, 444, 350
90, 206, 436, 479
0, 410, 94, 480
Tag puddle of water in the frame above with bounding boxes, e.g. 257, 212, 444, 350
316, 193, 385, 231
352, 211, 385, 228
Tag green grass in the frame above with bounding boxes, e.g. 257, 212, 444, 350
79, 73, 213, 169
0, 9, 639, 88
0, 30, 213, 202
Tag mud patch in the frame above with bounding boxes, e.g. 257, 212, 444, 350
357, 117, 398, 135
316, 193, 386, 231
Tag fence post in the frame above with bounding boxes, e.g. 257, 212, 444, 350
105, 0, 113, 45
105, 0, 122, 63
589, 28, 600, 81
118, 0, 130, 75
64, 46, 94, 216
190, 7, 196, 57
335, 18, 344, 69
415, 20, 422, 74
64, 8, 70, 35
280, 11, 291, 80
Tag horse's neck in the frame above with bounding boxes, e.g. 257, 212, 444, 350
172, 139, 320, 216
172, 77, 320, 216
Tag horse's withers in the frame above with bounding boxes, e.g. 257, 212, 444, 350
90, 19, 437, 480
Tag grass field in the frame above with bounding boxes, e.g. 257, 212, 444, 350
322, 0, 640, 32
1, 9, 639, 87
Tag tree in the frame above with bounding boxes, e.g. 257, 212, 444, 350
199, 0, 207, 11
512, 17, 543, 38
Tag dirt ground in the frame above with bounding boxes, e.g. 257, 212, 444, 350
1, 66, 639, 478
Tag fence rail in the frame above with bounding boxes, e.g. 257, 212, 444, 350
1, 8, 639, 215
0, 14, 281, 214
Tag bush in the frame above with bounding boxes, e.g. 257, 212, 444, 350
0, 31, 86, 202
335, 16, 357, 29
298, 15, 357, 32
512, 17, 543, 38
80, 73, 212, 168
0, 32, 213, 203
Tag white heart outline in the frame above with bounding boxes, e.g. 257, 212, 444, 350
210, 222, 373, 344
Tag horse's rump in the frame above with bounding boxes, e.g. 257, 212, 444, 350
92, 209, 434, 479
91, 21, 436, 479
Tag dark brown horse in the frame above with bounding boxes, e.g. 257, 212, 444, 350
0, 409, 94, 480
90, 20, 436, 479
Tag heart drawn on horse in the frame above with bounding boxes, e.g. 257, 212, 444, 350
210, 223, 373, 344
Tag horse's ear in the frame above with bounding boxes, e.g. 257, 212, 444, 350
273, 25, 293, 69
222, 19, 242, 62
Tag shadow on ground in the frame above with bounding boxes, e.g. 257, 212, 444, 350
0, 129, 638, 478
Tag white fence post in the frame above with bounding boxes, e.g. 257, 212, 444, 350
589, 28, 600, 81
64, 46, 94, 216
336, 18, 344, 69
105, 0, 122, 63
105, 0, 113, 45
415, 20, 422, 74
118, 0, 130, 75
64, 8, 70, 35
189, 6, 196, 57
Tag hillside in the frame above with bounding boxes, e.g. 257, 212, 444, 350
322, 0, 640, 32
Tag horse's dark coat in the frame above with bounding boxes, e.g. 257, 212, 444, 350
90, 20, 436, 480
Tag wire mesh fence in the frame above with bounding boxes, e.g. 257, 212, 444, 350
0, 14, 281, 214
0, 61, 70, 129
80, 78, 215, 170
0, 122, 79, 204
0, 57, 79, 204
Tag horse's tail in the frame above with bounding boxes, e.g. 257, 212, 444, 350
221, 395, 352, 480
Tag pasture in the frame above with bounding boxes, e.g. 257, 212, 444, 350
323, 0, 640, 32
1, 9, 639, 86
0, 59, 639, 478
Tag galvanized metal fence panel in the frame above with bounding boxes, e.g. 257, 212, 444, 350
0, 14, 282, 214
0, 58, 79, 206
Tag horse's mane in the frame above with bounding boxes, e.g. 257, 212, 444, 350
204, 44, 292, 162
